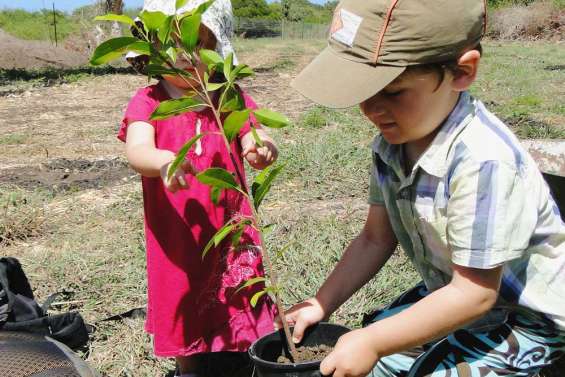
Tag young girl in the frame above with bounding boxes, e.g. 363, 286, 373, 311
119, 1, 277, 376
283, 0, 565, 376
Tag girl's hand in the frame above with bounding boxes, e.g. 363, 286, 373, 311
320, 328, 380, 377
241, 129, 278, 170
242, 140, 278, 170
274, 297, 326, 344
160, 160, 197, 193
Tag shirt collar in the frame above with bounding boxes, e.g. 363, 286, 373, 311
372, 91, 476, 178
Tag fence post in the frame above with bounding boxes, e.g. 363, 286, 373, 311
52, 2, 58, 47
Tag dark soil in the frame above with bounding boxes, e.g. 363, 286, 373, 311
0, 158, 134, 193
277, 344, 333, 364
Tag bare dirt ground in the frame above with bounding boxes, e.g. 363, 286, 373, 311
0, 39, 320, 193
0, 29, 89, 69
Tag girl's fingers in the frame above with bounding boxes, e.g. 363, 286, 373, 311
177, 174, 187, 188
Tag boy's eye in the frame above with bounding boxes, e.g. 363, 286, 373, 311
382, 89, 404, 97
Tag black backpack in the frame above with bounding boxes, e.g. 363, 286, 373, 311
0, 257, 90, 350
0, 257, 102, 377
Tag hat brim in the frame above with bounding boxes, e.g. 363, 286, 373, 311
291, 46, 406, 109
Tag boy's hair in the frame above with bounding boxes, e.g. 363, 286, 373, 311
408, 44, 483, 89
291, 0, 487, 109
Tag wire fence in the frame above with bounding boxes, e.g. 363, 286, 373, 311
234, 18, 328, 39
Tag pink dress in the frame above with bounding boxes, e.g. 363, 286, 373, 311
118, 82, 275, 357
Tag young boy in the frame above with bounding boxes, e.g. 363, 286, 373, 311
283, 0, 565, 376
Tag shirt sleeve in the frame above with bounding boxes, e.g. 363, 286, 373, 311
447, 158, 535, 269
368, 152, 385, 205
117, 87, 158, 143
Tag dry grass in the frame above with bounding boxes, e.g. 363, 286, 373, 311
488, 1, 564, 40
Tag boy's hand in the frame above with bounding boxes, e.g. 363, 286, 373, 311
274, 298, 326, 344
160, 160, 197, 193
242, 140, 278, 170
320, 328, 380, 377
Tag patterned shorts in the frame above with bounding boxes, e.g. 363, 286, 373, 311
363, 283, 565, 377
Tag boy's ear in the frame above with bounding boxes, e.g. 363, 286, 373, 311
451, 50, 481, 92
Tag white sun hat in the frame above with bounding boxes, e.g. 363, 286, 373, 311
126, 0, 237, 63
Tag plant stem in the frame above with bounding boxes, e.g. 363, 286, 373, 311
190, 55, 299, 361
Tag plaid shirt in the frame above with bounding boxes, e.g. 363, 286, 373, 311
369, 92, 565, 330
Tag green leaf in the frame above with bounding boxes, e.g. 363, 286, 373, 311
166, 133, 205, 181
180, 13, 201, 52
202, 222, 235, 259
129, 41, 151, 56
276, 241, 295, 258
140, 10, 167, 32
195, 0, 214, 14
230, 64, 254, 80
235, 277, 267, 294
261, 224, 275, 237
253, 109, 290, 128
250, 126, 264, 148
150, 97, 206, 120
176, 0, 189, 9
223, 52, 233, 82
210, 187, 222, 205
145, 64, 179, 77
94, 14, 135, 27
196, 168, 238, 190
158, 15, 174, 44
221, 89, 245, 112
231, 225, 244, 247
252, 164, 284, 210
224, 110, 250, 142
250, 290, 267, 307
199, 49, 223, 66
165, 45, 177, 63
90, 37, 139, 65
207, 81, 225, 91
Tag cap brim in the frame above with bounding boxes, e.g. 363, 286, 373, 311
291, 47, 406, 109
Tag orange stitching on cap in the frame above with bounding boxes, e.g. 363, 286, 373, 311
374, 0, 401, 63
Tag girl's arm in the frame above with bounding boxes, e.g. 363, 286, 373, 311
125, 121, 174, 177
320, 264, 503, 377
125, 121, 191, 192
282, 204, 398, 342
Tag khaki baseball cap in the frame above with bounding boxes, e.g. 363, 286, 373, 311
291, 0, 486, 108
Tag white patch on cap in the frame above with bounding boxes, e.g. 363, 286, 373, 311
330, 8, 362, 47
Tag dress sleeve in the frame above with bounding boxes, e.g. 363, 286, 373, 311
238, 90, 261, 138
117, 87, 158, 143
447, 157, 535, 269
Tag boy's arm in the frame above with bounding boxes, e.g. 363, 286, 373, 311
320, 264, 502, 377
285, 204, 398, 342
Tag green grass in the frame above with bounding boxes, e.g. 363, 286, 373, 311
471, 41, 565, 138
0, 9, 79, 41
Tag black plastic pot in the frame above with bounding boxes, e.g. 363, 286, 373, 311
249, 322, 350, 377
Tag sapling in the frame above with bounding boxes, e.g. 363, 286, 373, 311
91, 0, 300, 360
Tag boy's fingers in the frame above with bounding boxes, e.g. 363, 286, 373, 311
291, 318, 308, 344
319, 353, 336, 377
